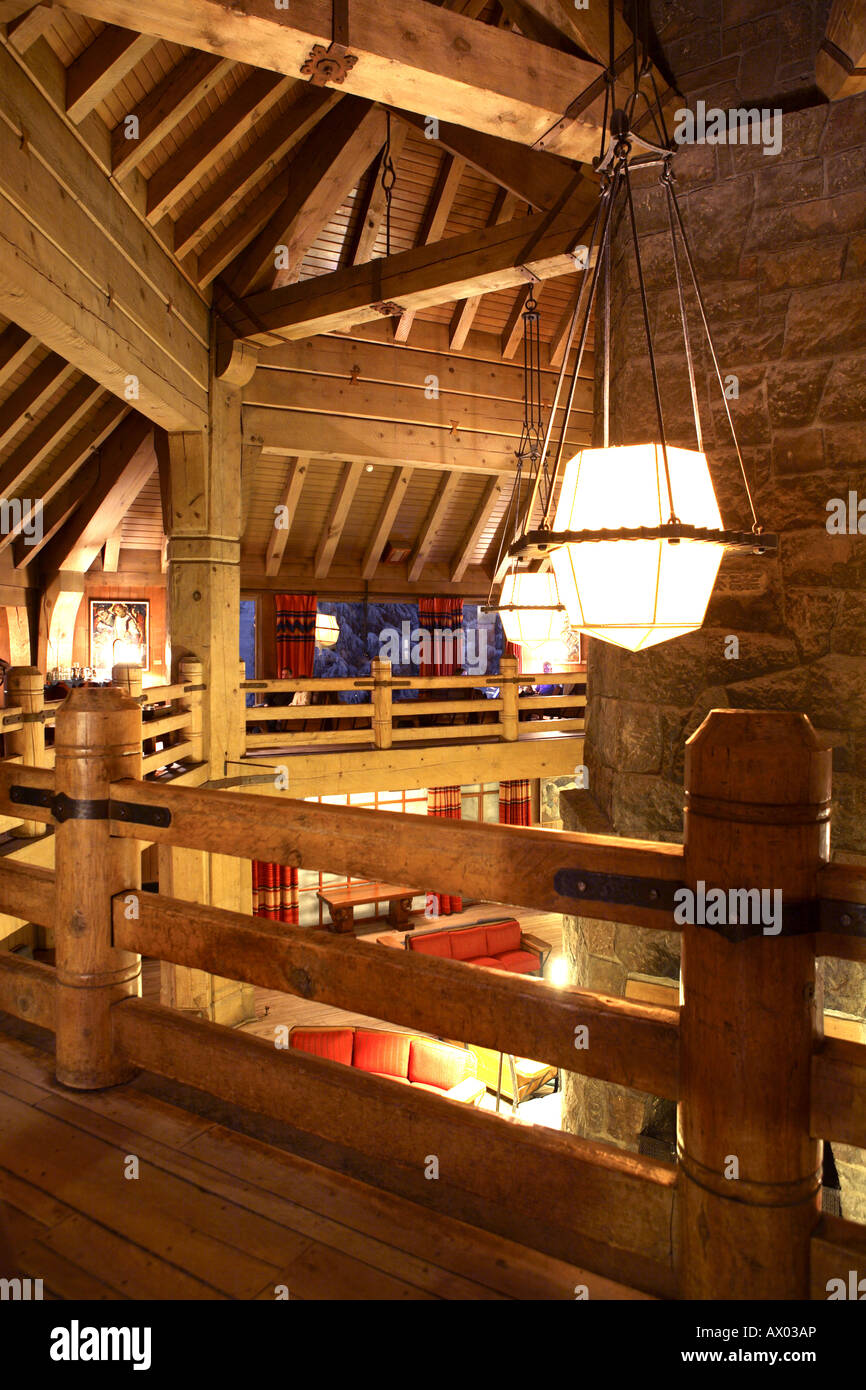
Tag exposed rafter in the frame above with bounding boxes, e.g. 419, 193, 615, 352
265, 456, 307, 577
66, 25, 157, 124
225, 97, 387, 296
110, 52, 234, 178
314, 460, 365, 579
224, 193, 597, 343
394, 152, 466, 344
501, 282, 545, 360
408, 471, 460, 581
0, 377, 103, 498
362, 465, 412, 581
53, 0, 610, 161
344, 121, 410, 268
449, 189, 518, 350
0, 355, 72, 453
450, 475, 504, 582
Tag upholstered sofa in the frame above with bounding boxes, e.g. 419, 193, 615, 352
288, 1026, 486, 1104
405, 917, 548, 976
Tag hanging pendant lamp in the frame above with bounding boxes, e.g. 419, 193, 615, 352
314, 613, 340, 648
498, 570, 564, 650
494, 3, 776, 653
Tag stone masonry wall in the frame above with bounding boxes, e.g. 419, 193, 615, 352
561, 82, 866, 1218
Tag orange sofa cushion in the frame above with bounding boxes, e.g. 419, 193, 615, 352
497, 948, 541, 973
290, 1028, 353, 1065
409, 1038, 475, 1091
468, 955, 502, 968
409, 931, 452, 958
449, 926, 489, 961
353, 1028, 411, 1078
485, 920, 521, 955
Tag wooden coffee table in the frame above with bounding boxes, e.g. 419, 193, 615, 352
317, 882, 416, 934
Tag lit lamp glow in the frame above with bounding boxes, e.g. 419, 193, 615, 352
498, 571, 564, 650
550, 444, 725, 652
314, 613, 340, 648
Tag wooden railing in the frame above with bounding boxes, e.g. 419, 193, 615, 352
242, 656, 585, 753
0, 689, 864, 1300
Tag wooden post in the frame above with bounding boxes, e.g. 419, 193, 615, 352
371, 658, 392, 749
54, 687, 142, 1089
5, 666, 48, 837
676, 710, 830, 1300
111, 663, 144, 702
179, 654, 204, 762
500, 655, 519, 741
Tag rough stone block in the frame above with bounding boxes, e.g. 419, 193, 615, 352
783, 280, 866, 359
818, 358, 866, 423
766, 362, 830, 428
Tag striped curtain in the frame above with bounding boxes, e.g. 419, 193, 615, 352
254, 594, 315, 923
275, 593, 317, 678
252, 860, 298, 924
426, 785, 463, 916
418, 597, 463, 677
499, 779, 531, 825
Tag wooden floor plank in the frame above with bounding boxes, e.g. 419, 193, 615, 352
16, 1235, 122, 1301
32, 1213, 226, 1301
266, 1239, 437, 1301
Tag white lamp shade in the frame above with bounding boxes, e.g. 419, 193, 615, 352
499, 571, 563, 649
314, 613, 340, 648
550, 443, 724, 652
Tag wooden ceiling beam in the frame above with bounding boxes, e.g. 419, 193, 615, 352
265, 455, 307, 577
224, 98, 387, 296
393, 109, 583, 212
344, 120, 410, 267
53, 0, 608, 160
449, 189, 518, 351
450, 474, 505, 582
0, 376, 104, 499
0, 324, 36, 391
394, 152, 466, 344
41, 414, 156, 574
66, 25, 157, 123
227, 194, 597, 343
0, 44, 209, 430
197, 179, 287, 289
102, 523, 123, 572
111, 52, 234, 179
0, 353, 72, 452
314, 460, 365, 579
12, 455, 98, 568
408, 470, 460, 581
0, 0, 41, 20
362, 465, 412, 581
6, 4, 55, 51
145, 70, 288, 224
549, 275, 585, 368
818, 0, 866, 98
496, 0, 583, 54
173, 86, 342, 260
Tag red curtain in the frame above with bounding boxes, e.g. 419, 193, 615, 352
418, 597, 463, 677
252, 860, 298, 924
254, 594, 316, 921
275, 593, 317, 677
499, 779, 531, 825
503, 638, 523, 674
426, 785, 463, 917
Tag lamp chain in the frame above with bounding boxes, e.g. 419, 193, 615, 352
381, 111, 396, 258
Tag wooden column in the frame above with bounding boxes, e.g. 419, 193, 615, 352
371, 658, 392, 749
500, 655, 519, 741
179, 655, 204, 762
5, 666, 48, 837
676, 710, 829, 1300
158, 351, 255, 1026
54, 687, 142, 1089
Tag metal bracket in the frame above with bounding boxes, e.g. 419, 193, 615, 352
9, 784, 171, 828
554, 867, 680, 912
3, 711, 45, 725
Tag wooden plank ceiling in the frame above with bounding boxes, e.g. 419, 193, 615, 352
0, 0, 677, 594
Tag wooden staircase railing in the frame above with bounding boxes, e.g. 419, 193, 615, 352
0, 687, 864, 1300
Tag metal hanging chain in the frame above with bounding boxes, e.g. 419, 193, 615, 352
622, 149, 677, 523
662, 163, 702, 454
603, 202, 612, 449
381, 111, 396, 257
664, 182, 760, 532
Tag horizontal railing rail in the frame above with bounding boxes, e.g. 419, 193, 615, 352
0, 696, 864, 1301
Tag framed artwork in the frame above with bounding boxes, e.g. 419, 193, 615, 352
89, 599, 149, 674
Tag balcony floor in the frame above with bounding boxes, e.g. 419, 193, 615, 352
0, 1025, 614, 1301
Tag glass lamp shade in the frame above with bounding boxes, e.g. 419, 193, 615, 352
314, 613, 340, 648
550, 444, 725, 652
498, 571, 563, 649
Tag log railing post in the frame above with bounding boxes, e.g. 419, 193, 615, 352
371, 659, 392, 749
54, 687, 143, 1089
5, 666, 48, 837
179, 655, 204, 762
676, 710, 830, 1299
111, 663, 144, 704
500, 656, 518, 741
